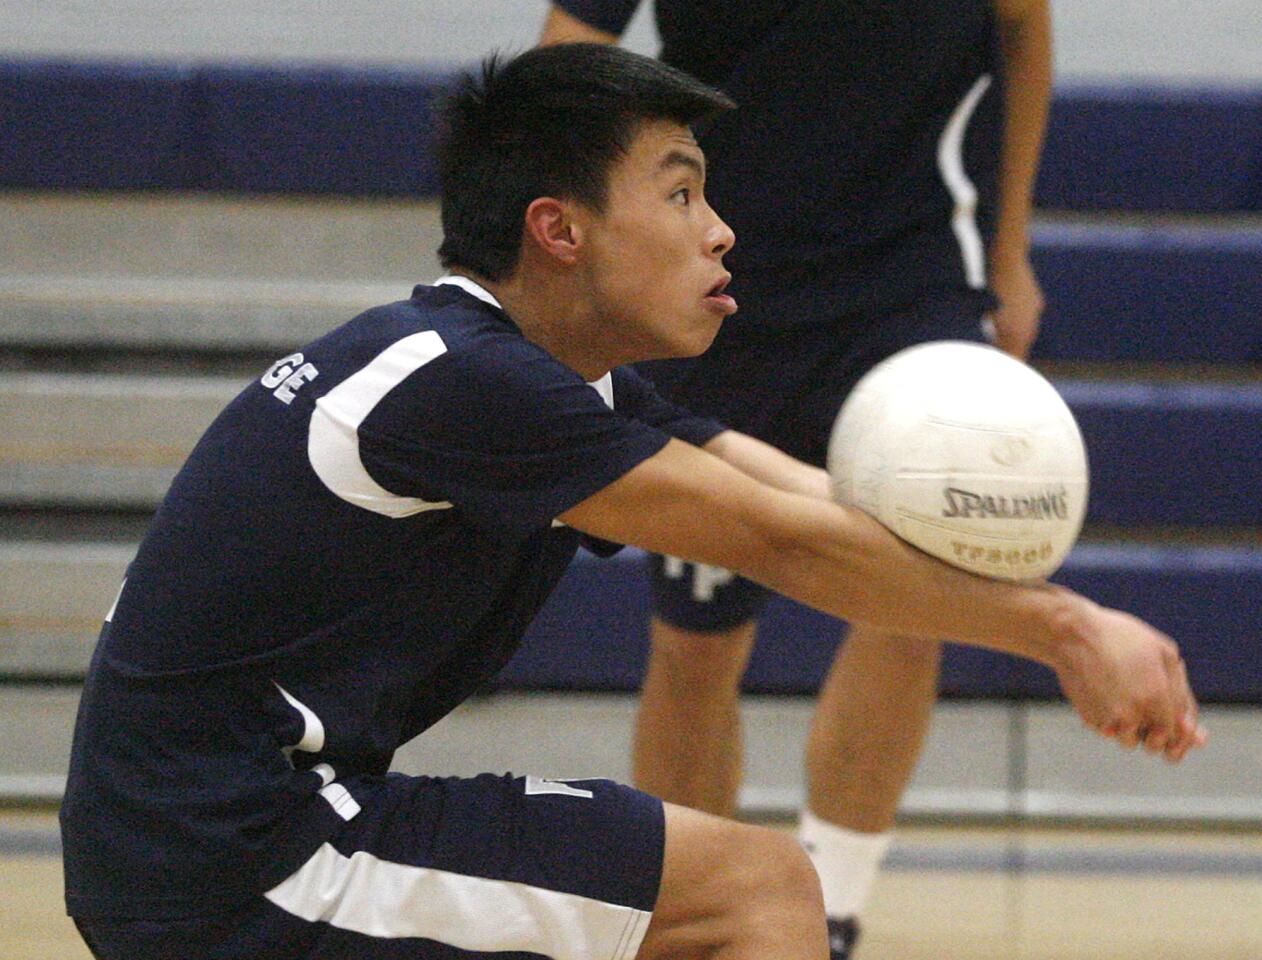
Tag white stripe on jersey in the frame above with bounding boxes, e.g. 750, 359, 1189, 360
265, 842, 652, 960
316, 782, 362, 821
436, 273, 615, 532
308, 329, 454, 517
271, 691, 363, 821
433, 273, 502, 308
588, 371, 614, 409
104, 578, 126, 623
937, 74, 993, 290
274, 683, 326, 754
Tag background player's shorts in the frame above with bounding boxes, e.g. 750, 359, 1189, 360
643, 289, 991, 632
74, 772, 664, 960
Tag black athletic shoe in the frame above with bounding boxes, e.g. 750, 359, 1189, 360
826, 916, 861, 960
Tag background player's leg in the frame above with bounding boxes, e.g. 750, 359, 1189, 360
632, 617, 757, 817
806, 629, 941, 831
640, 802, 828, 960
801, 627, 942, 953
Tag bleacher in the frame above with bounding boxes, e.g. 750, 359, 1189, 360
1, 59, 1260, 808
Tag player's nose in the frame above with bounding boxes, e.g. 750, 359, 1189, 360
706, 211, 735, 258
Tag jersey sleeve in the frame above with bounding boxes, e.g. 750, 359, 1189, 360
552, 0, 641, 36
352, 334, 675, 537
610, 365, 727, 448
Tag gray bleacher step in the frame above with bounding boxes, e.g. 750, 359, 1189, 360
3, 192, 1261, 362
0, 464, 177, 511
5, 370, 1261, 524
1, 190, 441, 350
3, 537, 1259, 695
2, 193, 1251, 288
0, 275, 417, 351
1, 191, 441, 282
0, 541, 131, 676
5, 682, 1258, 822
0, 371, 241, 507
0, 510, 153, 543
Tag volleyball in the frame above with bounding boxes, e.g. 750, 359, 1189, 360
827, 341, 1089, 581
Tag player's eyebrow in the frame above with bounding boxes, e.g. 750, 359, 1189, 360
658, 149, 705, 179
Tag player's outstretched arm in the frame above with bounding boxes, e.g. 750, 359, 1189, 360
559, 438, 1206, 761
700, 430, 833, 500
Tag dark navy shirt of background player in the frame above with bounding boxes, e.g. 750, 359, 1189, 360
557, 0, 1003, 320
61, 282, 724, 919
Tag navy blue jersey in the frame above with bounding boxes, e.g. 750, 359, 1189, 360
61, 277, 723, 919
558, 0, 1004, 318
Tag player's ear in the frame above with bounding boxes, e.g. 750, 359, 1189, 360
524, 197, 583, 265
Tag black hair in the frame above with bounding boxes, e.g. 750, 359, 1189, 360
436, 43, 735, 281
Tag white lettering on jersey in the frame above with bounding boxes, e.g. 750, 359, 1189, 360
307, 330, 454, 518
263, 352, 320, 404
524, 775, 594, 799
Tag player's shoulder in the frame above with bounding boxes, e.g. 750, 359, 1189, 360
343, 283, 512, 350
308, 282, 542, 380
408, 283, 572, 389
312, 282, 589, 426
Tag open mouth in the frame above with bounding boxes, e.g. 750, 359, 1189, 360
703, 275, 737, 315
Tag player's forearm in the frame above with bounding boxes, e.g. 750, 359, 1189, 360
539, 5, 622, 45
703, 430, 831, 500
561, 439, 1082, 669
562, 442, 1202, 757
741, 489, 1085, 671
991, 0, 1052, 265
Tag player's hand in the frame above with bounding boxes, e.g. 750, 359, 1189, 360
987, 254, 1044, 361
1051, 597, 1207, 762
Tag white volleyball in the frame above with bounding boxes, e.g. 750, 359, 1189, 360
827, 341, 1088, 581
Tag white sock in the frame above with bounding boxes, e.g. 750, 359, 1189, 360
797, 809, 893, 919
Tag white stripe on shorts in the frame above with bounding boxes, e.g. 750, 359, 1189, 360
265, 842, 652, 960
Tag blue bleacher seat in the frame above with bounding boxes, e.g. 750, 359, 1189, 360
1032, 222, 1262, 364
0, 59, 194, 190
193, 65, 446, 195
505, 544, 1262, 703
1061, 379, 1262, 527
1037, 83, 1262, 212
3, 60, 1261, 211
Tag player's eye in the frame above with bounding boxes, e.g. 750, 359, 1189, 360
672, 187, 691, 206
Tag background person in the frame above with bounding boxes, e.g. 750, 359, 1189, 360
540, 2, 1057, 954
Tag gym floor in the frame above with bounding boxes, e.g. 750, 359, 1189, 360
5, 807, 1260, 960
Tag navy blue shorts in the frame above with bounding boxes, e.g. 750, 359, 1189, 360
74, 772, 664, 960
642, 291, 991, 631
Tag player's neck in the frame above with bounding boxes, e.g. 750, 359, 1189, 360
471, 269, 617, 382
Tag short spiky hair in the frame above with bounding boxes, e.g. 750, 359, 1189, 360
436, 43, 734, 281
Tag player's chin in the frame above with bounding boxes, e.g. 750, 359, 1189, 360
672, 318, 724, 357
677, 301, 734, 353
